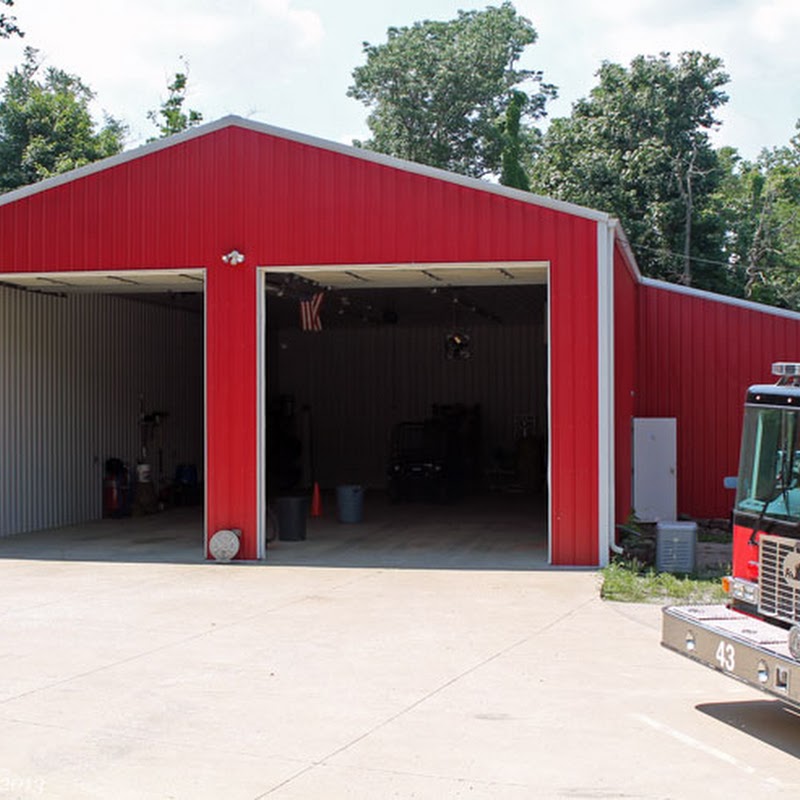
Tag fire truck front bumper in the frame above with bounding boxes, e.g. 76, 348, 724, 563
662, 604, 800, 709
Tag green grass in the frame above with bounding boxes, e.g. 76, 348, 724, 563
600, 559, 728, 604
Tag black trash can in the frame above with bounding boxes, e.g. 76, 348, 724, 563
276, 494, 309, 541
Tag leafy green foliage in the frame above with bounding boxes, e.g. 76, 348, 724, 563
348, 2, 555, 178
0, 48, 126, 192
499, 89, 531, 190
715, 126, 800, 310
0, 0, 22, 40
147, 63, 203, 140
531, 52, 733, 292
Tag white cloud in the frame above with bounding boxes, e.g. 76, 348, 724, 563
0, 0, 794, 158
259, 0, 324, 49
751, 0, 800, 43
517, 0, 800, 157
0, 0, 326, 144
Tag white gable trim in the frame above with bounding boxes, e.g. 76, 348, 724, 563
641, 277, 800, 322
0, 116, 238, 208
610, 220, 643, 282
0, 115, 610, 223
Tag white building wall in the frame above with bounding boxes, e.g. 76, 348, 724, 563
0, 286, 204, 536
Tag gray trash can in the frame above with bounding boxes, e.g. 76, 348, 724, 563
336, 485, 364, 523
276, 494, 309, 541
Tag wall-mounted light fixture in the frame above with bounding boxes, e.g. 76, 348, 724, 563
222, 250, 245, 266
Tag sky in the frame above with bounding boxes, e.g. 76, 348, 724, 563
0, 0, 797, 160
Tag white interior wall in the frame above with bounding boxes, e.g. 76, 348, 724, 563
0, 285, 204, 537
271, 318, 546, 488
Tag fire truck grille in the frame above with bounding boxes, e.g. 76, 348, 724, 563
759, 533, 800, 624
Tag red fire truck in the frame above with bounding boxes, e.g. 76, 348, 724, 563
662, 362, 800, 708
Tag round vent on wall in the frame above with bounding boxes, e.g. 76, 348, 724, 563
209, 528, 241, 561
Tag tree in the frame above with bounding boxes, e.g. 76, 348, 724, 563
716, 125, 800, 310
348, 2, 556, 178
0, 0, 23, 40
499, 89, 531, 190
0, 48, 126, 192
531, 52, 731, 292
147, 60, 203, 140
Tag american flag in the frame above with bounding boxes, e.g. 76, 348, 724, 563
300, 292, 324, 332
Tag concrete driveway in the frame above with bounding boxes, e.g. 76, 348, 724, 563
0, 518, 798, 798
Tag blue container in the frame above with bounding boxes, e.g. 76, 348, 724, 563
336, 485, 364, 523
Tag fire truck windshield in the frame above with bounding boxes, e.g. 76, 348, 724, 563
735, 405, 800, 521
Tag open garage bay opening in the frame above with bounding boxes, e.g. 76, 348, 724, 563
263, 264, 550, 568
0, 271, 205, 559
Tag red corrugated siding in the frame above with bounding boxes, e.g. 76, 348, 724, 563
0, 128, 596, 271
206, 266, 259, 559
549, 217, 599, 565
0, 123, 602, 564
638, 284, 800, 518
614, 244, 638, 525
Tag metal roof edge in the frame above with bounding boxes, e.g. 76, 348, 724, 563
227, 117, 610, 223
641, 276, 800, 322
0, 115, 241, 208
609, 219, 644, 282
0, 114, 610, 223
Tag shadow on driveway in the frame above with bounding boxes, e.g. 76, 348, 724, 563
696, 699, 800, 757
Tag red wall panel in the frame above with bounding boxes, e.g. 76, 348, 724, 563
613, 245, 638, 526
548, 216, 599, 565
0, 128, 595, 274
205, 265, 259, 559
638, 284, 800, 519
0, 122, 603, 564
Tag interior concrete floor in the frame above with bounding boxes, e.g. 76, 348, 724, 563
274, 491, 547, 571
0, 507, 204, 564
0, 491, 547, 570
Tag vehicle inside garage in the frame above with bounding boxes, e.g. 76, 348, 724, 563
263, 265, 549, 559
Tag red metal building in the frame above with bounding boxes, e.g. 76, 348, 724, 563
1, 116, 799, 565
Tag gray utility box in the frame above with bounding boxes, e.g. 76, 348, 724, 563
656, 521, 697, 573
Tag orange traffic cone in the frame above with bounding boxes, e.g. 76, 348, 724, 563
310, 482, 322, 518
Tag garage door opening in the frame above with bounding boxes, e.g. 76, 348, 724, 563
261, 263, 549, 567
0, 271, 205, 561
